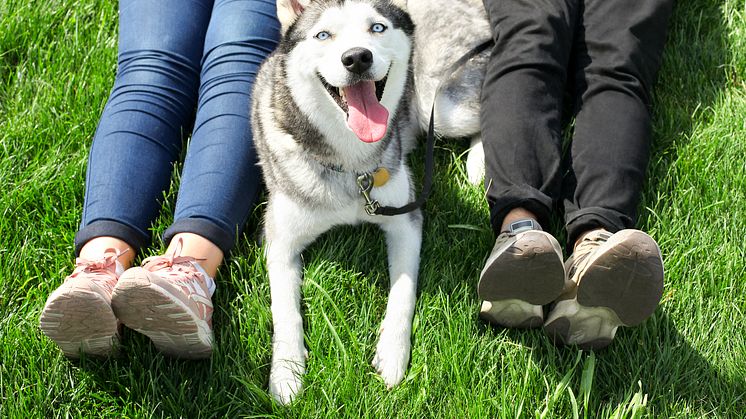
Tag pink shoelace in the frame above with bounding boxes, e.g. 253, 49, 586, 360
140, 238, 206, 283
67, 248, 128, 295
139, 238, 214, 323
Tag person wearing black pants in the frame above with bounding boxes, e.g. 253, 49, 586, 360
476, 0, 674, 349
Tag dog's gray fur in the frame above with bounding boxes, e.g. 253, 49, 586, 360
406, 0, 491, 183
254, 1, 417, 208
253, 54, 414, 208
408, 0, 490, 136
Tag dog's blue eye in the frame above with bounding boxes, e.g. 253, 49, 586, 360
315, 31, 331, 40
371, 23, 387, 33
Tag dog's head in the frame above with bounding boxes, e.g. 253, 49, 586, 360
277, 0, 414, 143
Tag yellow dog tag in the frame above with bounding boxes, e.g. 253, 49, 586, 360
372, 167, 389, 187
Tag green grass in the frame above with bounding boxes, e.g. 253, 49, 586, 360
1, 0, 744, 417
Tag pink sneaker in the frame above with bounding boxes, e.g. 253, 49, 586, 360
111, 239, 215, 359
39, 249, 125, 358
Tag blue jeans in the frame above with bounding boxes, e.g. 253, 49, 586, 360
74, 0, 280, 256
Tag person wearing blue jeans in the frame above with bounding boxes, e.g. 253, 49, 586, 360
40, 0, 280, 359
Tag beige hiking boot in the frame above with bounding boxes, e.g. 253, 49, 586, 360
111, 238, 215, 359
40, 249, 126, 358
544, 229, 664, 349
478, 220, 565, 328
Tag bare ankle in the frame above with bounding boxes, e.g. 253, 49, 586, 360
167, 233, 223, 278
79, 237, 135, 268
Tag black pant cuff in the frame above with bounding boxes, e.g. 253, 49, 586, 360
565, 208, 633, 248
74, 219, 150, 257
163, 217, 235, 256
489, 196, 552, 235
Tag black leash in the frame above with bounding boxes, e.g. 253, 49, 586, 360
362, 39, 494, 216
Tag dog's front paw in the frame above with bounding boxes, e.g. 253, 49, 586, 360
269, 359, 305, 404
269, 346, 307, 404
372, 329, 411, 388
466, 140, 485, 185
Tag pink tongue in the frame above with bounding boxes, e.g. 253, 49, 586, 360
344, 81, 389, 143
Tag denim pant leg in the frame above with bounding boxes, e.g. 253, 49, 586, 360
562, 0, 674, 245
162, 0, 280, 255
480, 0, 579, 233
74, 0, 213, 256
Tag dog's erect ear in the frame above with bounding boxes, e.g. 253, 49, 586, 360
277, 0, 310, 35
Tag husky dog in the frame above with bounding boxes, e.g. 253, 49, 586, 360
253, 0, 420, 404
253, 0, 492, 404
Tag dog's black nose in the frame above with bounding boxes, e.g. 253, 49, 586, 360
341, 47, 373, 74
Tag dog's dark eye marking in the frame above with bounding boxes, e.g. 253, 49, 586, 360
315, 30, 332, 40
371, 23, 387, 33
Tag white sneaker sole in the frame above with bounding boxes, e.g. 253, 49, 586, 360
39, 288, 119, 358
111, 270, 213, 359
480, 299, 544, 328
543, 299, 621, 349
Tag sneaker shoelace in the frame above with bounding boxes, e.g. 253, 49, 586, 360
141, 238, 205, 280
140, 238, 213, 306
67, 248, 127, 295
566, 230, 613, 280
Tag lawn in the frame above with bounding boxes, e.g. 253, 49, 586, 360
1, 0, 744, 417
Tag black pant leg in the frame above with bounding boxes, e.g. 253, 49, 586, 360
562, 0, 674, 245
480, 0, 579, 233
